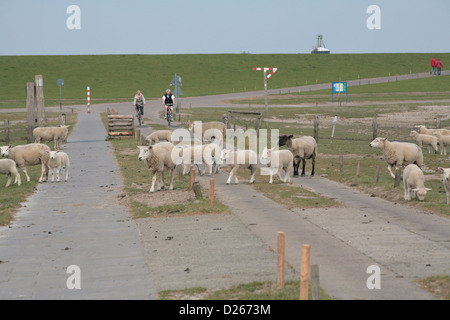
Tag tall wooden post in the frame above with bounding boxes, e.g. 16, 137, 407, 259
277, 232, 285, 289
26, 82, 36, 143
300, 244, 311, 300
35, 75, 46, 127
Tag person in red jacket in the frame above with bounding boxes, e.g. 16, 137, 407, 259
430, 57, 437, 75
436, 59, 443, 76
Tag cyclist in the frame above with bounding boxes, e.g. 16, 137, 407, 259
162, 89, 175, 119
133, 90, 146, 124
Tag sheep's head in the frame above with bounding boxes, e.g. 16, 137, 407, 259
278, 135, 293, 147
412, 187, 432, 201
261, 147, 275, 160
409, 131, 418, 137
439, 167, 450, 184
219, 149, 232, 163
47, 150, 60, 160
1, 145, 12, 157
138, 146, 152, 161
369, 137, 387, 148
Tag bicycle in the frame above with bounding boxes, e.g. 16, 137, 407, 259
166, 104, 173, 126
136, 104, 144, 126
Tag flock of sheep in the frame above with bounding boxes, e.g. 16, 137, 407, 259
2, 120, 449, 207
0, 125, 70, 187
137, 121, 450, 207
369, 125, 450, 204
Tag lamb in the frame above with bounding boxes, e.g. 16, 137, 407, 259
0, 159, 21, 187
369, 137, 424, 178
438, 167, 450, 205
261, 147, 293, 184
409, 130, 438, 154
46, 151, 70, 182
278, 135, 317, 177
1, 143, 50, 182
219, 149, 258, 184
177, 142, 221, 176
33, 125, 69, 150
433, 132, 450, 155
145, 130, 172, 145
138, 142, 176, 193
189, 121, 227, 143
402, 164, 431, 201
370, 137, 424, 178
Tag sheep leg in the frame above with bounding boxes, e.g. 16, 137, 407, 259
159, 172, 165, 190
64, 164, 69, 182
293, 158, 300, 176
56, 166, 61, 182
311, 156, 315, 177
5, 173, 12, 187
227, 165, 239, 184
301, 158, 306, 176
50, 168, 55, 182
387, 165, 396, 179
249, 165, 256, 184
168, 168, 175, 190
20, 165, 31, 182
150, 172, 158, 193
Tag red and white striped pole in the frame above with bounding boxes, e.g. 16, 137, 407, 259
87, 86, 91, 113
253, 67, 277, 118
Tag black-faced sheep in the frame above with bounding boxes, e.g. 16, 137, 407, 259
369, 137, 423, 179
402, 164, 431, 201
278, 135, 317, 177
1, 144, 50, 182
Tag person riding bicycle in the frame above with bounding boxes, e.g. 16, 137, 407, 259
162, 89, 175, 119
133, 90, 146, 124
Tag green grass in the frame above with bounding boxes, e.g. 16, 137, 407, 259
1, 53, 449, 108
158, 280, 332, 300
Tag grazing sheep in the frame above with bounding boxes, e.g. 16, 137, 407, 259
409, 131, 438, 154
433, 132, 450, 155
145, 130, 172, 145
0, 159, 21, 187
138, 142, 176, 193
369, 137, 423, 179
438, 167, 450, 205
1, 144, 50, 182
278, 135, 317, 177
261, 147, 293, 184
402, 164, 431, 201
177, 142, 221, 176
189, 121, 227, 142
46, 151, 70, 182
219, 149, 258, 184
418, 125, 450, 136
33, 125, 69, 150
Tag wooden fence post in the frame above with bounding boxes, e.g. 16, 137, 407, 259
394, 168, 401, 188
300, 244, 311, 300
277, 232, 285, 289
26, 82, 35, 143
313, 115, 319, 143
372, 118, 378, 140
339, 155, 344, 173
374, 165, 381, 183
189, 165, 195, 191
356, 160, 361, 176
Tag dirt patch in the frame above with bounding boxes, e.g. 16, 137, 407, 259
131, 187, 195, 208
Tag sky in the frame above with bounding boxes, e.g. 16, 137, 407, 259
0, 0, 449, 55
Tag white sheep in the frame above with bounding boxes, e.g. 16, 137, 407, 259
409, 131, 438, 154
418, 125, 450, 136
1, 144, 50, 182
261, 147, 293, 184
177, 142, 221, 176
0, 159, 21, 187
33, 125, 69, 150
189, 121, 227, 143
46, 151, 70, 182
438, 167, 450, 205
433, 132, 450, 155
278, 135, 317, 177
219, 149, 258, 184
369, 137, 424, 179
145, 130, 172, 145
402, 164, 431, 201
138, 142, 176, 193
